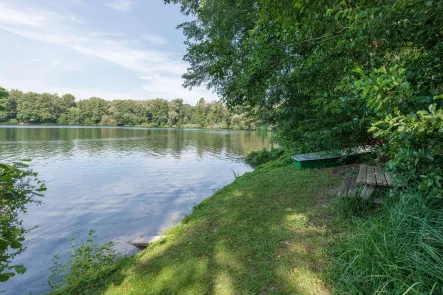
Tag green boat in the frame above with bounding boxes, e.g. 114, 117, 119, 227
291, 146, 372, 169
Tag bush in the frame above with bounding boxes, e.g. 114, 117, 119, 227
245, 148, 285, 167
48, 230, 119, 292
330, 191, 443, 294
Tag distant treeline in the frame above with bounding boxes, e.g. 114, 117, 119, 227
0, 89, 259, 129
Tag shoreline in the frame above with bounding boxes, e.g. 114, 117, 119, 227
0, 123, 271, 132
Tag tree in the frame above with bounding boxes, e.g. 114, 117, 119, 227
194, 98, 208, 127
168, 99, 184, 126
60, 94, 76, 111
149, 99, 169, 126
78, 97, 108, 125
207, 101, 228, 128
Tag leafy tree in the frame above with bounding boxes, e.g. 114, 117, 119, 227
78, 97, 108, 125
168, 98, 184, 126
149, 99, 169, 126
60, 94, 76, 111
194, 98, 208, 127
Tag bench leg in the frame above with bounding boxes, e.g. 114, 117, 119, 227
360, 185, 375, 200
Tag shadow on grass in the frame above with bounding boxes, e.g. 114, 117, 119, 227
54, 163, 342, 295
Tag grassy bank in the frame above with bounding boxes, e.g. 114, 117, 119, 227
50, 156, 342, 295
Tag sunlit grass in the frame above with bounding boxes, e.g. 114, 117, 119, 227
50, 158, 341, 295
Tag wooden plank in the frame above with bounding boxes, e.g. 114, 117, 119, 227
372, 198, 383, 204
360, 186, 368, 199
360, 185, 375, 200
356, 165, 367, 184
347, 175, 358, 197
131, 235, 163, 250
338, 175, 352, 197
384, 172, 394, 187
374, 167, 388, 186
366, 166, 377, 186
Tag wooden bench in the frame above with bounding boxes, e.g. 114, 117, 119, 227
338, 165, 394, 201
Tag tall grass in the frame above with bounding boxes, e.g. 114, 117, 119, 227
330, 192, 443, 294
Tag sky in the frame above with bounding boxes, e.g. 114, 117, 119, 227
0, 0, 218, 105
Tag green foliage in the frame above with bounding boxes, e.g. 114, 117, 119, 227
347, 65, 443, 195
0, 161, 45, 282
0, 87, 7, 112
330, 191, 443, 294
245, 147, 284, 167
167, 0, 443, 151
0, 88, 46, 283
48, 230, 119, 293
0, 88, 258, 129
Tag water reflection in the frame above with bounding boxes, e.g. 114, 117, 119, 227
0, 126, 270, 295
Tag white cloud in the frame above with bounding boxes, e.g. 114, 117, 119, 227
0, 4, 46, 27
142, 34, 168, 45
105, 0, 134, 12
90, 31, 123, 38
42, 60, 61, 72
0, 3, 85, 27
21, 58, 46, 62
63, 65, 84, 72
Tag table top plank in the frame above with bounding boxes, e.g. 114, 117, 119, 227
347, 175, 358, 197
338, 175, 352, 197
356, 165, 367, 184
366, 166, 377, 186
374, 167, 388, 186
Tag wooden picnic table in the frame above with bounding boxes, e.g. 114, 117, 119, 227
338, 165, 394, 200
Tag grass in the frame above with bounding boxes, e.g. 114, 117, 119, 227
330, 192, 443, 295
50, 156, 342, 295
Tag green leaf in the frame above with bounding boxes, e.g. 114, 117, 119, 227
0, 272, 15, 282
14, 265, 26, 274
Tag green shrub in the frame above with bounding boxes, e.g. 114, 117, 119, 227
245, 148, 285, 167
349, 66, 443, 197
330, 191, 443, 295
48, 230, 120, 293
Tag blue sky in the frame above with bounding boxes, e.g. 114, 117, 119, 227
0, 0, 218, 104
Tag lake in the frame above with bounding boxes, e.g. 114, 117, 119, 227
0, 126, 270, 294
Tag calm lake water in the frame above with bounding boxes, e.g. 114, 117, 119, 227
0, 126, 270, 294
